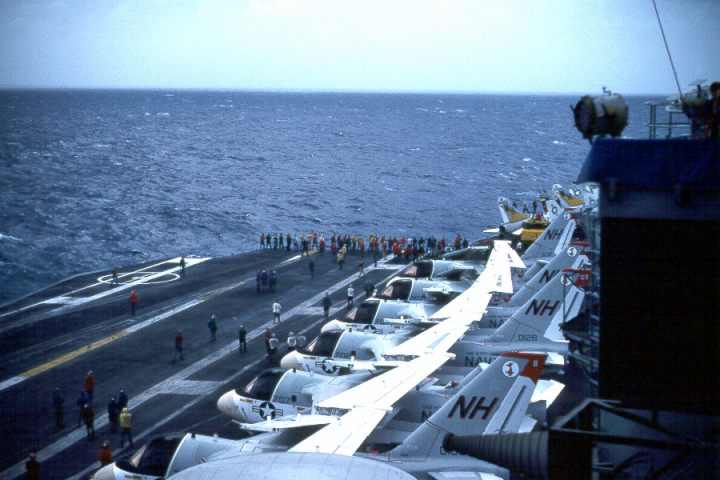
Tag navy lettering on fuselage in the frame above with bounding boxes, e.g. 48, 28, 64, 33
448, 396, 498, 420
525, 299, 560, 317
544, 229, 561, 241
540, 269, 558, 284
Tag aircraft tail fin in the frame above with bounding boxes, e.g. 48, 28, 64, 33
498, 197, 528, 224
490, 273, 583, 344
390, 352, 545, 458
508, 249, 587, 308
522, 213, 576, 261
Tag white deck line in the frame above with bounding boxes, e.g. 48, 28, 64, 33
2, 259, 403, 479
0, 257, 211, 335
46, 257, 211, 314
65, 282, 389, 480
0, 257, 195, 321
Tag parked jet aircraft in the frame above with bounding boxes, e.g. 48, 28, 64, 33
168, 352, 547, 480
497, 197, 531, 232
320, 297, 441, 335
483, 247, 589, 328
281, 242, 516, 375
449, 272, 585, 375
281, 253, 582, 377
218, 361, 562, 442
323, 244, 525, 335
520, 211, 576, 264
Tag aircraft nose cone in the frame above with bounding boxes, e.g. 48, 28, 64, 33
89, 464, 115, 480
217, 391, 241, 419
321, 320, 344, 333
280, 350, 303, 370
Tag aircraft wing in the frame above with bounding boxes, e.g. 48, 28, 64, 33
317, 352, 452, 411
290, 352, 452, 456
495, 240, 525, 269
289, 406, 386, 455
385, 243, 513, 358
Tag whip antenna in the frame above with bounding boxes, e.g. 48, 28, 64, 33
651, 0, 683, 100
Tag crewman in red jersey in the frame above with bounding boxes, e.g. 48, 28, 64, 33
129, 290, 138, 316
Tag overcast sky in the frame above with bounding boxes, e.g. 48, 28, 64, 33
1, 0, 718, 94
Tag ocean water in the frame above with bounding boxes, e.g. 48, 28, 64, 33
0, 90, 659, 303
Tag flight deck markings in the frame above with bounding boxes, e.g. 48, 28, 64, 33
1, 257, 403, 480
0, 257, 211, 334
0, 255, 398, 393
64, 273, 396, 480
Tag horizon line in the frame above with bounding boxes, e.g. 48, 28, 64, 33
0, 85, 671, 97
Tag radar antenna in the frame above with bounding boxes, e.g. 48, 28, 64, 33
651, 0, 683, 100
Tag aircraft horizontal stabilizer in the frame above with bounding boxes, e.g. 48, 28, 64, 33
236, 414, 335, 432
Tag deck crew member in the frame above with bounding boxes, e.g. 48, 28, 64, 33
180, 256, 186, 277
107, 397, 120, 433
52, 387, 64, 430
117, 389, 128, 409
98, 441, 113, 466
364, 280, 374, 299
238, 324, 247, 353
269, 270, 277, 291
287, 331, 297, 351
129, 289, 138, 316
272, 301, 281, 324
347, 286, 354, 309
84, 371, 95, 404
322, 292, 332, 320
208, 314, 218, 342
25, 453, 40, 480
268, 334, 279, 361
119, 407, 134, 448
81, 403, 95, 440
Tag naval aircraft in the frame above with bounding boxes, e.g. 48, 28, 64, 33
483, 247, 590, 328
397, 258, 481, 280
91, 352, 546, 480
280, 242, 518, 375
218, 356, 563, 442
321, 246, 589, 333
322, 242, 526, 335
442, 271, 585, 377
447, 210, 576, 293
176, 352, 548, 480
279, 249, 582, 377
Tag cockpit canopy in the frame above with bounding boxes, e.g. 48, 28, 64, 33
238, 369, 285, 401
379, 278, 413, 301
343, 300, 380, 325
399, 261, 434, 279
116, 435, 183, 477
300, 330, 342, 357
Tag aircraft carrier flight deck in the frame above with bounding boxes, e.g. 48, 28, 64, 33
0, 249, 402, 479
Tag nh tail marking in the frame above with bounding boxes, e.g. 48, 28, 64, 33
448, 395, 498, 420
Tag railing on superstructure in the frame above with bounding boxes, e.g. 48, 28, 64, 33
644, 101, 690, 139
